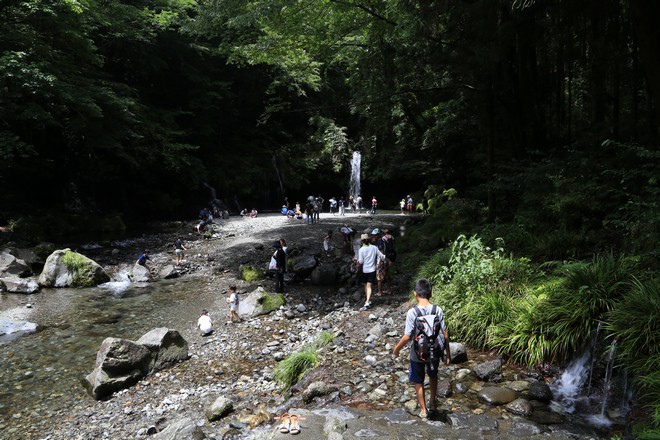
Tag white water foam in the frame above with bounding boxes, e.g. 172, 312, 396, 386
550, 350, 591, 414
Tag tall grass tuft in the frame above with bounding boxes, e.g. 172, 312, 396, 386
274, 331, 334, 390
605, 277, 659, 432
542, 254, 636, 359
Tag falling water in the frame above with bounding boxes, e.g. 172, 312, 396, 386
586, 322, 602, 395
550, 350, 591, 414
349, 151, 361, 203
584, 338, 618, 428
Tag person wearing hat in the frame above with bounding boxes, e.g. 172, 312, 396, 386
273, 241, 287, 293
358, 232, 386, 310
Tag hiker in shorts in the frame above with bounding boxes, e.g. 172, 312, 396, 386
174, 237, 187, 266
357, 233, 385, 309
393, 278, 451, 419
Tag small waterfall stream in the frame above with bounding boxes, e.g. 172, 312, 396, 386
349, 151, 361, 203
551, 335, 624, 429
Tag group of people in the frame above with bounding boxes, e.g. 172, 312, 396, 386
196, 284, 241, 336
399, 195, 429, 215
239, 208, 258, 218
134, 236, 188, 272
139, 205, 447, 421
354, 227, 397, 309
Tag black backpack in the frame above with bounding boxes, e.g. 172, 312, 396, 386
384, 238, 396, 262
412, 305, 444, 370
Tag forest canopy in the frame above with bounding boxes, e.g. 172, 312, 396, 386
1, 0, 658, 252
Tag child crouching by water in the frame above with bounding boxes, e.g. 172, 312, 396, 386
197, 309, 213, 336
226, 285, 240, 324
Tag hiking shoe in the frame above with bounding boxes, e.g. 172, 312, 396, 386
419, 411, 428, 419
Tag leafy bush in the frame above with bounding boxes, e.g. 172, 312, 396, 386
424, 234, 535, 349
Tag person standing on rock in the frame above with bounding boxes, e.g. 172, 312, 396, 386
357, 233, 385, 310
393, 278, 451, 419
273, 241, 286, 293
174, 237, 187, 266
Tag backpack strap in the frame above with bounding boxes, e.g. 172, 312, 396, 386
431, 305, 437, 316
413, 306, 423, 318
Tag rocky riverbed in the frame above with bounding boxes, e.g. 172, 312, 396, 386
1, 212, 607, 439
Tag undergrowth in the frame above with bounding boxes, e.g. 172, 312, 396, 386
274, 331, 334, 390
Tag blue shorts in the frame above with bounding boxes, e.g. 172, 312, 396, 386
409, 360, 439, 384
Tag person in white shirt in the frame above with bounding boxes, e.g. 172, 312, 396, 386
226, 285, 240, 324
197, 310, 212, 335
357, 233, 385, 310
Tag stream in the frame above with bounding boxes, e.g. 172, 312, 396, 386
0, 276, 214, 430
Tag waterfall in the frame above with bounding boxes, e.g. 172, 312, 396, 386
586, 322, 602, 395
600, 339, 618, 416
550, 350, 591, 414
349, 151, 361, 203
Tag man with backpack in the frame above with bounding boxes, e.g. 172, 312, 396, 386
392, 278, 451, 419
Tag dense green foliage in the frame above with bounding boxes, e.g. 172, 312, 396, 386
1, 0, 658, 236
416, 232, 658, 433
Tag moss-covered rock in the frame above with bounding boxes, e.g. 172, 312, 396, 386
38, 249, 110, 288
239, 264, 263, 282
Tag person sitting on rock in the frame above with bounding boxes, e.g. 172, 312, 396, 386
197, 309, 213, 335
249, 208, 258, 218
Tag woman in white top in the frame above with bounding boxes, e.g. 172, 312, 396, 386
357, 234, 385, 310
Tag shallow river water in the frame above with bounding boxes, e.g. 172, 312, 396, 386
0, 276, 215, 431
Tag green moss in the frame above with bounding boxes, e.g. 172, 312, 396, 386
262, 292, 285, 312
62, 250, 97, 287
240, 265, 263, 282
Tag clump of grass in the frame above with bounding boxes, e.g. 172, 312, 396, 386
274, 331, 334, 390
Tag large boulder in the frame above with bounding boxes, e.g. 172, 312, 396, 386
85, 328, 189, 400
477, 386, 518, 405
0, 275, 39, 293
130, 264, 152, 282
153, 417, 207, 440
206, 396, 234, 421
310, 264, 338, 285
449, 342, 468, 363
0, 252, 32, 277
291, 255, 317, 279
237, 287, 285, 318
473, 359, 503, 382
38, 249, 110, 288
135, 328, 188, 372
528, 380, 553, 403
84, 338, 151, 400
2, 245, 49, 273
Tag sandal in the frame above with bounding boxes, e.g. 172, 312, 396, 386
278, 413, 290, 433
289, 414, 301, 435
